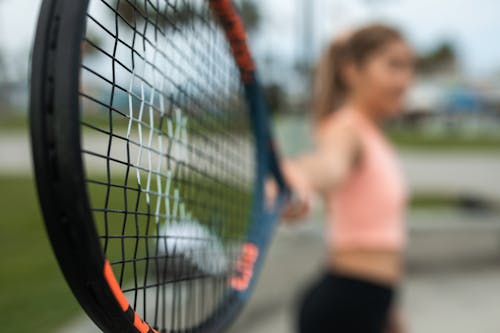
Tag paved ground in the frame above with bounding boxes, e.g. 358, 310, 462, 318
0, 132, 32, 174
3, 132, 500, 199
228, 219, 500, 333
229, 266, 500, 333
401, 150, 500, 201
4, 133, 500, 332
59, 214, 500, 333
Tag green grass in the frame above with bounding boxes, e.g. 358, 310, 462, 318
0, 177, 81, 332
5, 110, 500, 151
410, 192, 497, 213
0, 114, 29, 132
410, 193, 459, 209
388, 128, 500, 151
0, 174, 252, 331
274, 115, 500, 152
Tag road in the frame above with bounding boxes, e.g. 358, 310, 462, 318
2, 133, 500, 199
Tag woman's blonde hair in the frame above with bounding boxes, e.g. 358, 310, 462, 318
311, 24, 404, 122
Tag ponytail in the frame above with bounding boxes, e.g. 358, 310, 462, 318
311, 38, 349, 123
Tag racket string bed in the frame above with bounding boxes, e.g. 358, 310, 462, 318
80, 0, 254, 331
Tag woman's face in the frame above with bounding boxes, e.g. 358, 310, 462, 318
347, 40, 415, 118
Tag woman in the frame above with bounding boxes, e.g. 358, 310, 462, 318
278, 24, 415, 333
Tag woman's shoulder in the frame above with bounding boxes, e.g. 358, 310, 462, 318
313, 114, 363, 160
315, 108, 361, 142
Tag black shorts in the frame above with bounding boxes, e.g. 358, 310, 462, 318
297, 271, 395, 333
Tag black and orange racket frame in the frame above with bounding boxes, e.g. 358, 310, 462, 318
30, 0, 289, 332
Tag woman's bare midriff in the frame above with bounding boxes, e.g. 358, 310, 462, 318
328, 249, 403, 285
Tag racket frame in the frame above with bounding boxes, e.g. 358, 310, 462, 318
30, 0, 288, 332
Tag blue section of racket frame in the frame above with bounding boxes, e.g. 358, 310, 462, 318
205, 75, 290, 333
236, 76, 290, 301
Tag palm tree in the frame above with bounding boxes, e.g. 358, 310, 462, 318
112, 1, 201, 29
111, 0, 260, 32
417, 42, 457, 74
0, 50, 9, 108
238, 0, 260, 33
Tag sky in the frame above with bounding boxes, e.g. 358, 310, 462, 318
1, 0, 500, 80
254, 0, 500, 78
0, 0, 42, 80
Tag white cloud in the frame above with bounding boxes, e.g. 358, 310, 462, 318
0, 0, 41, 53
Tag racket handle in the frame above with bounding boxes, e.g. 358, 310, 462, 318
281, 189, 311, 221
287, 190, 301, 206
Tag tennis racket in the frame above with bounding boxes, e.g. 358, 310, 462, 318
30, 0, 289, 332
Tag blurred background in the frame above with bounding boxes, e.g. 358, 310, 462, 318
1, 0, 500, 332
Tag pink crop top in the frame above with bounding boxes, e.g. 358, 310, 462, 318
325, 108, 408, 251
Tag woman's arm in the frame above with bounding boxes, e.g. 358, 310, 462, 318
289, 120, 359, 195
276, 120, 360, 221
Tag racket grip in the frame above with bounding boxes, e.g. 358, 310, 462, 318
287, 190, 301, 206
289, 189, 310, 208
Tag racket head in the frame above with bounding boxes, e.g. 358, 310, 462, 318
30, 0, 287, 332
